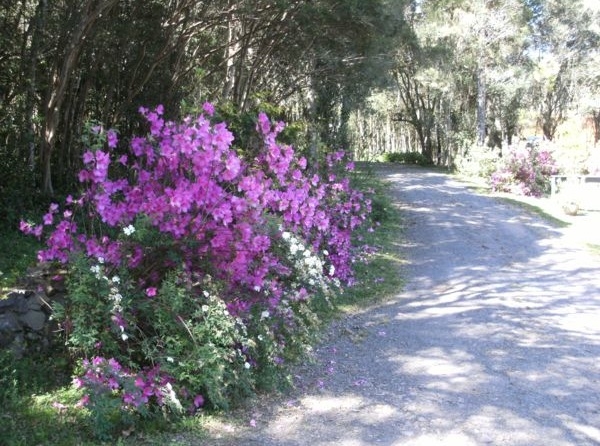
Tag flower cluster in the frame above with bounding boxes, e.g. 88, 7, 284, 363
74, 356, 200, 414
490, 145, 559, 196
21, 104, 372, 415
23, 105, 370, 303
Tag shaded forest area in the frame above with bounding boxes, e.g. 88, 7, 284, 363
1, 0, 599, 225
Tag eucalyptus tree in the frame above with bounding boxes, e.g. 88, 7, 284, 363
409, 0, 530, 148
527, 0, 600, 141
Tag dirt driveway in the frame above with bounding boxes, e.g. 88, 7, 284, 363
202, 164, 600, 446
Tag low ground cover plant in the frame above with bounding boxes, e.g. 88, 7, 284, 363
19, 104, 375, 439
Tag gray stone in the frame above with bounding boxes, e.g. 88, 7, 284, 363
3, 291, 30, 313
0, 312, 20, 332
0, 313, 20, 347
0, 295, 19, 310
7, 289, 34, 299
27, 292, 45, 311
19, 310, 46, 331
10, 333, 26, 358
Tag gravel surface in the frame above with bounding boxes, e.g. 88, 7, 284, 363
202, 164, 600, 446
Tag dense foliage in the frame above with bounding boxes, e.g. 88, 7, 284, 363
21, 107, 373, 437
0, 0, 404, 204
384, 151, 432, 166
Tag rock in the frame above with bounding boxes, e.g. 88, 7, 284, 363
0, 295, 18, 310
0, 312, 21, 332
27, 292, 46, 311
3, 291, 30, 313
10, 333, 26, 358
562, 202, 579, 216
0, 313, 20, 347
19, 310, 46, 331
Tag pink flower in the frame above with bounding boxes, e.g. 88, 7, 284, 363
75, 394, 90, 408
123, 392, 135, 406
193, 394, 205, 408
257, 112, 271, 135
146, 287, 157, 297
202, 102, 215, 116
107, 129, 118, 149
222, 153, 241, 181
82, 151, 94, 164
19, 220, 32, 234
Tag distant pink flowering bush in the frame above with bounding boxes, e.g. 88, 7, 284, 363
490, 145, 559, 197
21, 105, 373, 429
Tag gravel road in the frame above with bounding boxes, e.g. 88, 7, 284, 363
202, 164, 600, 446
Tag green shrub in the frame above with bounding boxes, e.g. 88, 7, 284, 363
384, 151, 432, 166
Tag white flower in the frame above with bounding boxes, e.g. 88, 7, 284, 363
260, 310, 270, 320
244, 362, 251, 369
90, 265, 100, 274
303, 249, 311, 257
121, 333, 129, 341
123, 224, 136, 236
166, 356, 174, 363
203, 290, 209, 297
323, 250, 329, 256
282, 231, 291, 240
290, 243, 299, 255
111, 276, 120, 283
329, 265, 335, 276
97, 257, 105, 264
202, 305, 209, 312
253, 285, 261, 292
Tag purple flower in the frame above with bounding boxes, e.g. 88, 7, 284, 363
193, 394, 205, 408
202, 102, 215, 116
107, 130, 118, 149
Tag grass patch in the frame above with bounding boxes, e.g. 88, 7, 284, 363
587, 243, 600, 256
494, 196, 570, 228
336, 167, 404, 312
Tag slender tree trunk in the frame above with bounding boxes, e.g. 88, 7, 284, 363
24, 0, 47, 173
592, 110, 600, 146
476, 63, 487, 146
222, 4, 241, 102
40, 0, 118, 194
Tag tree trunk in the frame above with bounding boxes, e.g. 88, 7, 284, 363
40, 0, 118, 195
222, 4, 241, 102
592, 110, 600, 146
24, 0, 47, 173
476, 63, 487, 146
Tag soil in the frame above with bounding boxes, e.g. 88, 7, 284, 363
194, 164, 600, 446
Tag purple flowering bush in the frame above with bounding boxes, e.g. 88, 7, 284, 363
490, 145, 559, 197
21, 104, 373, 436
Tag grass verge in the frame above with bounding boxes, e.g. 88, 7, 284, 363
587, 243, 600, 256
0, 166, 405, 445
493, 196, 571, 228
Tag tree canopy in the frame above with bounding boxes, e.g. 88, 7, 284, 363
1, 0, 599, 209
